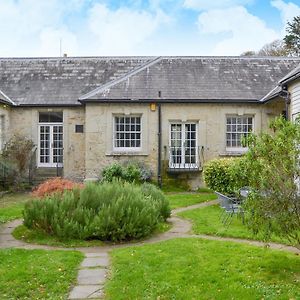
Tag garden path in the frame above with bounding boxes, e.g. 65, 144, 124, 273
0, 198, 299, 299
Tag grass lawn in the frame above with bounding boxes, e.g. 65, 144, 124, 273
166, 192, 217, 209
0, 248, 83, 300
0, 193, 32, 224
179, 204, 294, 246
13, 222, 171, 248
105, 238, 300, 300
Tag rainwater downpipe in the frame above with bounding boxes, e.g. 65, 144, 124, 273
157, 91, 162, 188
279, 85, 290, 120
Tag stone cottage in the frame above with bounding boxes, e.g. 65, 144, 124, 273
0, 56, 299, 188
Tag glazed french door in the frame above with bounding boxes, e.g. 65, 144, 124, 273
169, 123, 198, 169
38, 124, 63, 167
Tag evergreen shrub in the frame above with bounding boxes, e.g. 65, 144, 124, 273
101, 162, 152, 183
203, 158, 249, 195
24, 181, 170, 242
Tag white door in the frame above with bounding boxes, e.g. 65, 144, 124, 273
169, 123, 198, 169
38, 124, 63, 167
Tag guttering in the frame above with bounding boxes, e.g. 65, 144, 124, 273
279, 71, 300, 86
261, 93, 281, 104
79, 98, 261, 104
0, 90, 16, 106
16, 103, 82, 107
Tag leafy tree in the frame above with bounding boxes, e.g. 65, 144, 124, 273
284, 16, 300, 56
240, 50, 256, 57
241, 15, 300, 57
243, 117, 300, 248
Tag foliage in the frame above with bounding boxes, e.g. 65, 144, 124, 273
0, 248, 83, 299
31, 177, 83, 198
141, 182, 170, 220
241, 39, 288, 57
23, 181, 170, 242
13, 225, 105, 248
2, 133, 35, 177
243, 116, 300, 248
242, 16, 300, 57
0, 159, 18, 189
258, 39, 288, 56
105, 238, 300, 300
284, 16, 300, 56
203, 157, 249, 195
101, 162, 152, 183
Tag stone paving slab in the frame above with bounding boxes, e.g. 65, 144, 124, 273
88, 288, 104, 299
68, 285, 102, 299
85, 252, 108, 258
78, 268, 107, 285
81, 257, 109, 268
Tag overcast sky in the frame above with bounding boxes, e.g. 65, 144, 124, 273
1, 0, 300, 57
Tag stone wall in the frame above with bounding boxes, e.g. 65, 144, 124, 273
85, 102, 284, 188
0, 100, 284, 188
2, 106, 86, 181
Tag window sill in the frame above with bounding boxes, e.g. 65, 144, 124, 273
105, 151, 148, 156
219, 152, 246, 157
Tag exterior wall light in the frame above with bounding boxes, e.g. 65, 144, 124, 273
150, 103, 156, 111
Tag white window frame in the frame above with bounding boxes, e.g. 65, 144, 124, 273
113, 115, 142, 152
225, 115, 254, 152
169, 122, 199, 169
38, 123, 63, 168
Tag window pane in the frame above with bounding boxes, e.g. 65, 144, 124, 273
114, 115, 141, 148
39, 112, 63, 123
226, 116, 253, 149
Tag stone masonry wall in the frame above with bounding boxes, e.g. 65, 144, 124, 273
85, 102, 284, 188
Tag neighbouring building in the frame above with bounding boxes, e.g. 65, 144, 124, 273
0, 56, 299, 189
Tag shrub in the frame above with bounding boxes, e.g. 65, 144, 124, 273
101, 162, 152, 183
203, 158, 249, 195
101, 163, 124, 182
31, 177, 83, 198
24, 181, 169, 242
2, 134, 35, 175
141, 182, 170, 220
1, 134, 35, 188
243, 117, 300, 248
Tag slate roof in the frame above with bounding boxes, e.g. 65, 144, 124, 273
80, 57, 300, 103
278, 63, 300, 85
0, 57, 154, 106
0, 56, 300, 106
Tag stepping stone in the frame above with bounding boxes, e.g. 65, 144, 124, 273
77, 268, 106, 285
81, 257, 109, 268
85, 252, 108, 258
88, 288, 104, 299
68, 285, 102, 299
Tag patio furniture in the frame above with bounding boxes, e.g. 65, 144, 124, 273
215, 191, 244, 226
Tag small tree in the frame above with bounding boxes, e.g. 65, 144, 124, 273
2, 134, 35, 185
244, 117, 300, 248
241, 39, 288, 57
284, 16, 300, 56
257, 39, 288, 56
